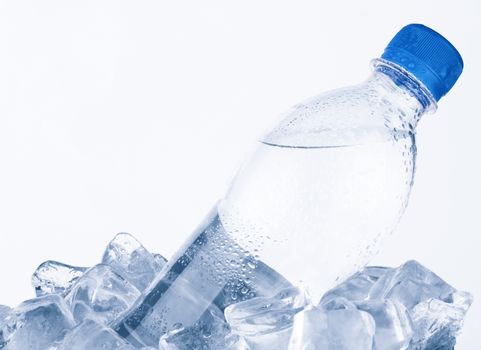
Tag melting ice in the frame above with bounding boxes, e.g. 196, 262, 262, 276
0, 234, 472, 349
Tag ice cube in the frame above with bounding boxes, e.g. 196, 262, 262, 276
50, 318, 136, 350
321, 266, 390, 305
368, 261, 455, 310
64, 264, 141, 324
102, 232, 165, 291
409, 291, 473, 350
159, 305, 234, 350
153, 253, 168, 266
317, 308, 375, 349
319, 296, 357, 311
288, 306, 375, 350
31, 260, 88, 297
1, 294, 75, 350
223, 333, 251, 350
160, 329, 249, 350
355, 299, 413, 350
0, 305, 14, 346
224, 287, 309, 350
0, 305, 10, 321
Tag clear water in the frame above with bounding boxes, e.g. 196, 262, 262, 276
220, 136, 415, 297
114, 134, 415, 347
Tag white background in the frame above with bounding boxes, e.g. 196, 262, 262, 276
0, 0, 479, 347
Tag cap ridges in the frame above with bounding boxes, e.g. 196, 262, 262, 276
381, 24, 463, 101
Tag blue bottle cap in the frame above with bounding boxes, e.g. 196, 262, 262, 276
381, 24, 463, 101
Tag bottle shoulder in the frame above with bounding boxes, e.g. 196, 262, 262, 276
262, 82, 417, 148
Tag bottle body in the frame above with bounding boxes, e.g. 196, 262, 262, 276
114, 60, 433, 347
219, 61, 426, 297
220, 135, 415, 297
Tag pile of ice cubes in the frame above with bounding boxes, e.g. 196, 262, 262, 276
0, 233, 472, 349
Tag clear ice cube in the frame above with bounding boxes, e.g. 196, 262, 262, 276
159, 305, 234, 350
355, 299, 413, 350
0, 305, 14, 346
224, 287, 309, 350
1, 294, 75, 350
64, 264, 141, 324
321, 266, 390, 305
50, 319, 137, 350
409, 291, 473, 350
102, 232, 166, 291
2, 242, 473, 350
319, 296, 357, 311
160, 329, 249, 350
31, 260, 87, 297
0, 305, 10, 321
288, 307, 375, 350
368, 261, 455, 310
153, 253, 168, 266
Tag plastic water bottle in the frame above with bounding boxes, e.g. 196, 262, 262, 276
114, 24, 463, 347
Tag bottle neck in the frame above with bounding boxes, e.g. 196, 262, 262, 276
368, 59, 437, 129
